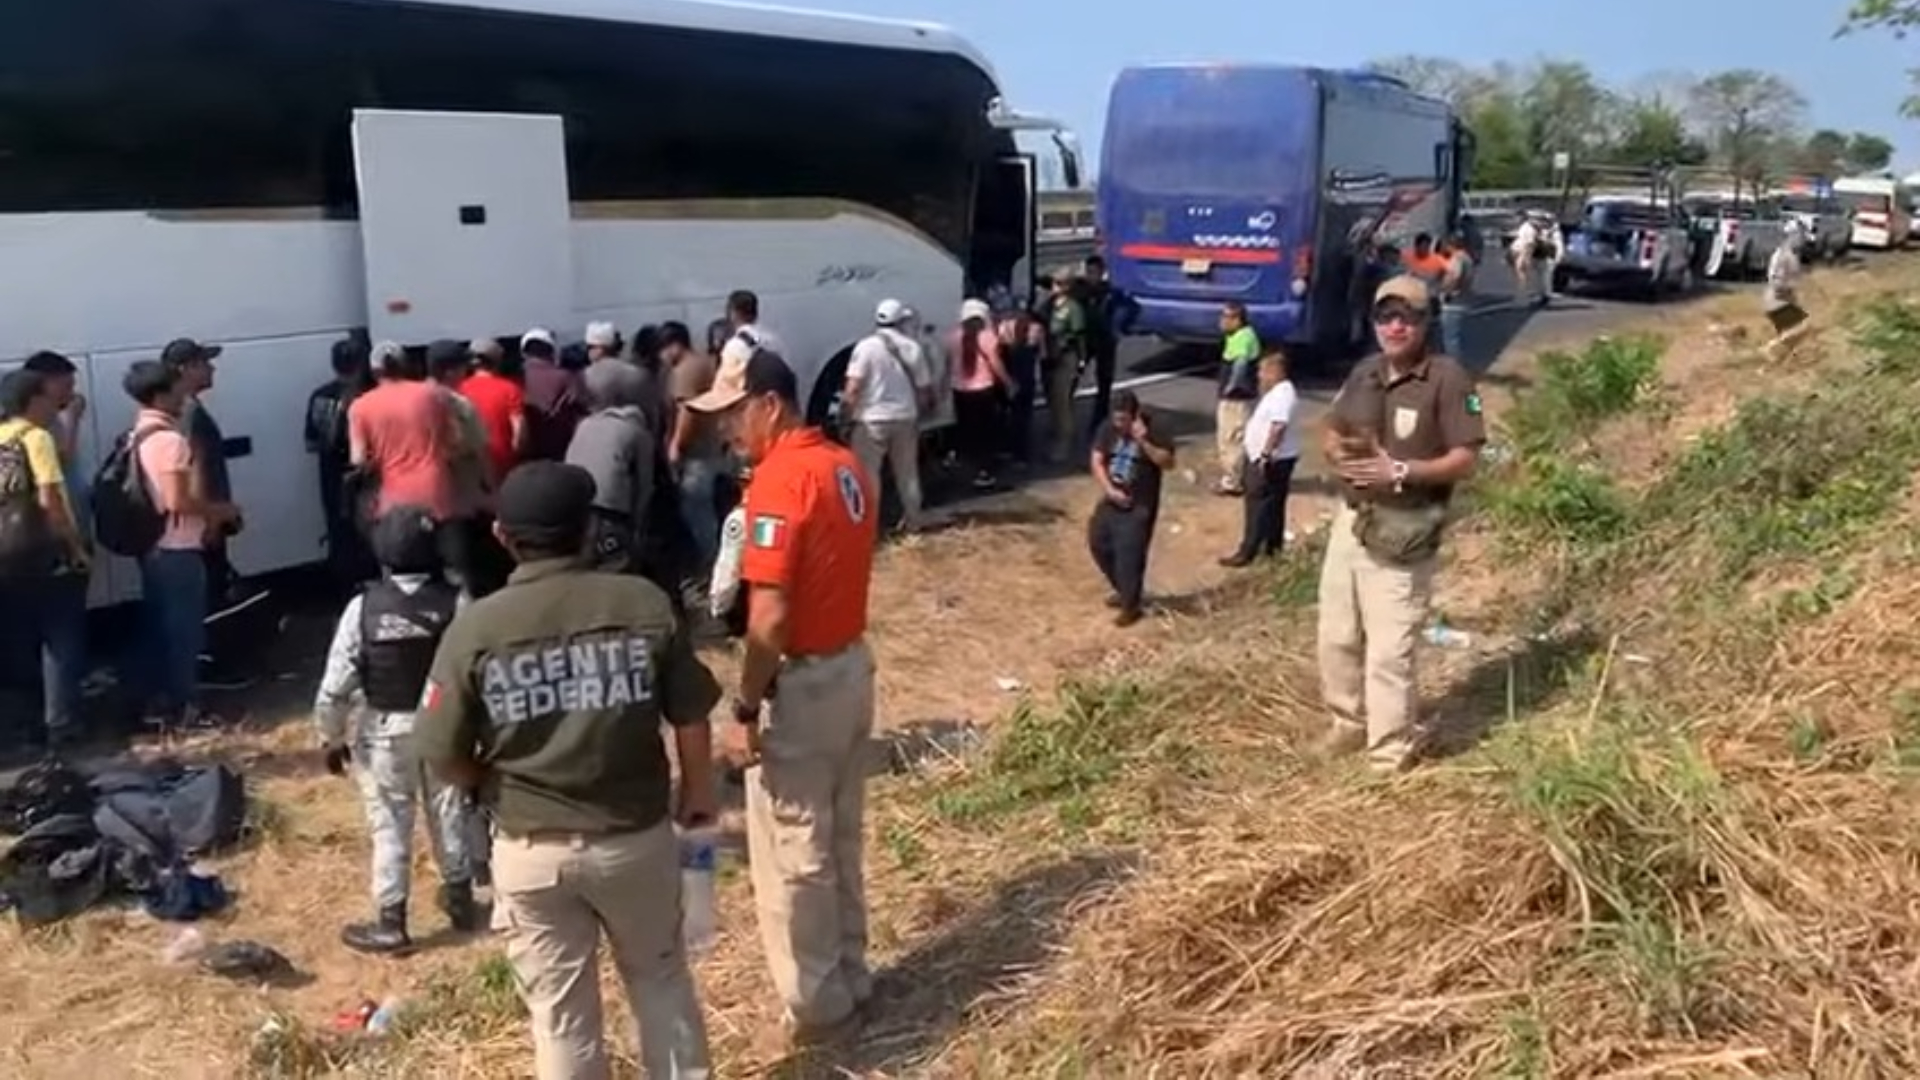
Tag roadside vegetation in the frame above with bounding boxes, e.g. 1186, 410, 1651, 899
12, 262, 1920, 1078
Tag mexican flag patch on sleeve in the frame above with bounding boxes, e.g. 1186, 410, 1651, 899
751, 514, 787, 549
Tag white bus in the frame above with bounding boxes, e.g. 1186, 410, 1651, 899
0, 0, 1082, 606
1833, 176, 1914, 249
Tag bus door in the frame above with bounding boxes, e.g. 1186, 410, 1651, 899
351, 110, 575, 343
970, 154, 1038, 307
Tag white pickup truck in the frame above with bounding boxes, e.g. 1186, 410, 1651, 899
1682, 193, 1788, 281
1553, 196, 1703, 298
1773, 190, 1852, 262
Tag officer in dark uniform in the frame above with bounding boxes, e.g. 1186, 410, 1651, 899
415, 461, 719, 1079
312, 505, 475, 955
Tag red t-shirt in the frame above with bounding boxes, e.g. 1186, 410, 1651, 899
348, 380, 457, 520
459, 370, 525, 487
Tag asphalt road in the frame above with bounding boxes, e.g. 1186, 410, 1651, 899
1089, 251, 1795, 436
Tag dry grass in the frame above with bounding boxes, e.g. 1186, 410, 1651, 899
6, 259, 1920, 1078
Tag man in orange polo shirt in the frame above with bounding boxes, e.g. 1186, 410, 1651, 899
687, 345, 879, 1049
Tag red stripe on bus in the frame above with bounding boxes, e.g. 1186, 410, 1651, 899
1116, 243, 1283, 265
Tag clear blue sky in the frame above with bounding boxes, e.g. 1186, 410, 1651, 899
822, 0, 1920, 174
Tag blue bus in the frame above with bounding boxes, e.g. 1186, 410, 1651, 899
1099, 64, 1474, 350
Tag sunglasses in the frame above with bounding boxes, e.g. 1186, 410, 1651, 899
1371, 304, 1428, 328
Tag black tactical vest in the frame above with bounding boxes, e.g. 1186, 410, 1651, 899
358, 578, 460, 712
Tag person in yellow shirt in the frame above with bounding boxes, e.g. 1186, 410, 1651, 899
0, 368, 91, 750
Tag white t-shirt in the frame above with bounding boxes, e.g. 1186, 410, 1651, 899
846, 329, 925, 424
1510, 219, 1539, 258
1243, 379, 1301, 461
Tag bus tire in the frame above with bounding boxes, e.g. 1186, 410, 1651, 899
806, 347, 855, 443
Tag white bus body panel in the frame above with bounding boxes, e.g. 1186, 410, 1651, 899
0, 204, 958, 606
352, 110, 575, 343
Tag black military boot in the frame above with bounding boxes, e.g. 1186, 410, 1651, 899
440, 882, 480, 934
341, 904, 412, 955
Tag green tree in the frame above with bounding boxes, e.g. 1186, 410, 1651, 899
1687, 69, 1808, 181
1519, 60, 1614, 165
1465, 90, 1538, 188
1800, 128, 1851, 174
1846, 131, 1896, 171
1610, 96, 1710, 166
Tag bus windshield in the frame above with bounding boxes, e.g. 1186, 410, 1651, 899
1103, 68, 1314, 200
1107, 122, 1294, 198
1841, 190, 1891, 215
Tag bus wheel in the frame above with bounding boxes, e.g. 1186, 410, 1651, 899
806, 348, 854, 443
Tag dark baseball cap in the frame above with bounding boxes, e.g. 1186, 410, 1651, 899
497, 461, 596, 545
686, 345, 797, 413
160, 337, 222, 367
367, 505, 443, 575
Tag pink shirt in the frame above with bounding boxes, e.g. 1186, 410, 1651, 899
349, 380, 457, 520
134, 409, 208, 551
947, 323, 1003, 393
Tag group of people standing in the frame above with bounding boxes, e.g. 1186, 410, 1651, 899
0, 337, 242, 749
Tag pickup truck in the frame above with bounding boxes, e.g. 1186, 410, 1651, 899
1773, 191, 1852, 262
1682, 194, 1788, 280
1551, 196, 1703, 298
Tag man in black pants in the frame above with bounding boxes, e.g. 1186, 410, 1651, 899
1078, 255, 1140, 444
1221, 354, 1300, 567
1087, 390, 1175, 627
307, 337, 375, 588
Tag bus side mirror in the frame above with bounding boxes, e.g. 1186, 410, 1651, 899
1053, 131, 1084, 190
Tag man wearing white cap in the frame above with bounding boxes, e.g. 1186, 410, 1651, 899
841, 298, 932, 532
518, 328, 585, 462
584, 321, 624, 364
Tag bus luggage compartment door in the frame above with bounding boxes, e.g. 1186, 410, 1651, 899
351, 110, 574, 344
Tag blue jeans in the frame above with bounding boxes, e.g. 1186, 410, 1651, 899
677, 458, 723, 572
41, 572, 89, 734
134, 549, 207, 717
1439, 303, 1469, 362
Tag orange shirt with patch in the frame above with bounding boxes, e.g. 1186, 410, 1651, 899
740, 428, 878, 656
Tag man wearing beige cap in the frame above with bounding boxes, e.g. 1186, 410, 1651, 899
584, 321, 624, 363
689, 344, 881, 1050
1315, 274, 1484, 772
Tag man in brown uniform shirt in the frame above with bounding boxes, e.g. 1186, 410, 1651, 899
1316, 275, 1486, 771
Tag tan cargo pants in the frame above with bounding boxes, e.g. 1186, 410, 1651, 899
746, 640, 877, 1030
1215, 397, 1253, 488
1316, 503, 1437, 768
851, 419, 923, 529
491, 822, 711, 1080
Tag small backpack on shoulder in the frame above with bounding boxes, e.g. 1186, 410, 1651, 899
0, 433, 56, 575
91, 427, 168, 558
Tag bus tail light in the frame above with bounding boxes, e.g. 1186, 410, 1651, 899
1291, 245, 1313, 296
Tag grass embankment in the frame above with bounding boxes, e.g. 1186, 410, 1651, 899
849, 288, 1920, 1077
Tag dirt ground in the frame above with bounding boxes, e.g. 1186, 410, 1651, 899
0, 270, 1853, 1076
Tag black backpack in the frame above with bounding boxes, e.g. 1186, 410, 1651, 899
91, 427, 167, 558
0, 431, 57, 575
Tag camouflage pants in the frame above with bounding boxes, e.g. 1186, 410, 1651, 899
353, 734, 475, 910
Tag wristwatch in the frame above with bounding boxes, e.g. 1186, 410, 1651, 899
731, 697, 762, 725
1390, 458, 1410, 493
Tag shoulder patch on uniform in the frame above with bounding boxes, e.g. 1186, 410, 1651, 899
751, 513, 787, 549
1465, 392, 1483, 416
834, 464, 868, 524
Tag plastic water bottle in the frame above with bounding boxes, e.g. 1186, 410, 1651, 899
365, 996, 404, 1035
1424, 622, 1472, 649
679, 827, 720, 956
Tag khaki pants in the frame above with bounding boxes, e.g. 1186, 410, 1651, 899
746, 641, 877, 1029
851, 419, 923, 527
1214, 398, 1253, 487
1046, 356, 1080, 462
491, 823, 711, 1080
1316, 503, 1436, 767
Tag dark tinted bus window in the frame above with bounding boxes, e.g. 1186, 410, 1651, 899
0, 0, 999, 257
